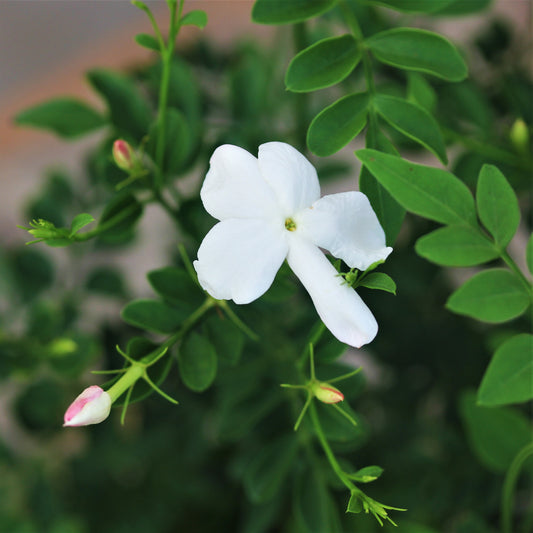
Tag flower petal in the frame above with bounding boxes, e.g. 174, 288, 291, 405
258, 142, 321, 216
194, 218, 288, 304
296, 191, 392, 270
201, 145, 281, 221
287, 236, 378, 347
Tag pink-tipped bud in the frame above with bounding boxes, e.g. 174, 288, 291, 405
311, 382, 344, 404
112, 140, 136, 172
63, 385, 112, 427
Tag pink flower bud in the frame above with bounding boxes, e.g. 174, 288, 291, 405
112, 140, 136, 172
311, 382, 344, 404
63, 385, 112, 427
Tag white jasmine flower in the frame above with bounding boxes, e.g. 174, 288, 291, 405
193, 142, 392, 348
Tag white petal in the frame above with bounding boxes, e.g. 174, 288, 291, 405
194, 218, 288, 304
296, 191, 392, 270
258, 142, 321, 216
200, 145, 281, 221
287, 236, 378, 348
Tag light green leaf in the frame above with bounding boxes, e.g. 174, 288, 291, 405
252, 0, 336, 24
356, 150, 477, 226
367, 28, 467, 81
121, 299, 187, 333
358, 272, 397, 294
407, 73, 436, 112
69, 213, 95, 236
478, 334, 533, 406
368, 0, 458, 13
87, 69, 152, 141
181, 9, 208, 29
527, 233, 533, 275
446, 269, 530, 323
476, 164, 520, 248
178, 332, 217, 392
415, 225, 499, 266
374, 93, 447, 163
347, 465, 384, 483
134, 33, 160, 52
308, 92, 369, 156
459, 389, 532, 473
243, 435, 298, 503
15, 98, 106, 139
285, 35, 361, 92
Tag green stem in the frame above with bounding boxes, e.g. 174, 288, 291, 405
502, 441, 533, 533
501, 250, 533, 293
107, 363, 144, 402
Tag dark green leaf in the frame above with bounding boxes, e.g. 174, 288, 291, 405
69, 213, 95, 236
359, 122, 405, 245
204, 315, 245, 366
294, 468, 334, 533
243, 435, 298, 503
308, 92, 369, 156
181, 10, 208, 29
134, 33, 160, 52
10, 248, 54, 301
314, 401, 366, 444
433, 0, 491, 15
87, 69, 152, 140
121, 299, 187, 333
478, 334, 533, 406
285, 35, 361, 92
356, 150, 476, 225
97, 192, 143, 243
407, 73, 436, 112
527, 233, 533, 274
446, 269, 530, 323
252, 0, 336, 24
476, 165, 520, 248
459, 390, 533, 473
358, 272, 396, 294
85, 266, 127, 298
178, 332, 217, 392
415, 225, 499, 266
374, 94, 447, 163
368, 0, 458, 13
15, 98, 106, 138
147, 266, 203, 309
367, 28, 467, 81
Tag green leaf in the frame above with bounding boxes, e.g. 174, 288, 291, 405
252, 0, 336, 24
15, 98, 106, 139
204, 315, 245, 366
181, 9, 208, 29
178, 332, 217, 392
97, 192, 143, 243
85, 266, 127, 298
433, 0, 491, 15
308, 92, 369, 156
347, 465, 384, 483
294, 468, 334, 533
147, 266, 203, 309
134, 33, 160, 52
315, 401, 367, 445
285, 35, 361, 92
527, 233, 533, 275
478, 334, 533, 406
87, 69, 152, 140
459, 390, 533, 473
358, 272, 396, 294
476, 165, 520, 248
367, 28, 467, 81
147, 108, 191, 174
446, 269, 530, 323
121, 299, 187, 333
356, 150, 477, 226
69, 213, 95, 236
407, 73, 436, 112
374, 94, 447, 163
415, 225, 499, 266
368, 0, 458, 13
243, 435, 298, 503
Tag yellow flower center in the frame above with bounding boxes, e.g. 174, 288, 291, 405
285, 218, 297, 231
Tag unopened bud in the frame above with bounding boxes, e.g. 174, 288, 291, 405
63, 385, 112, 427
311, 382, 344, 404
509, 118, 529, 153
112, 140, 136, 172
